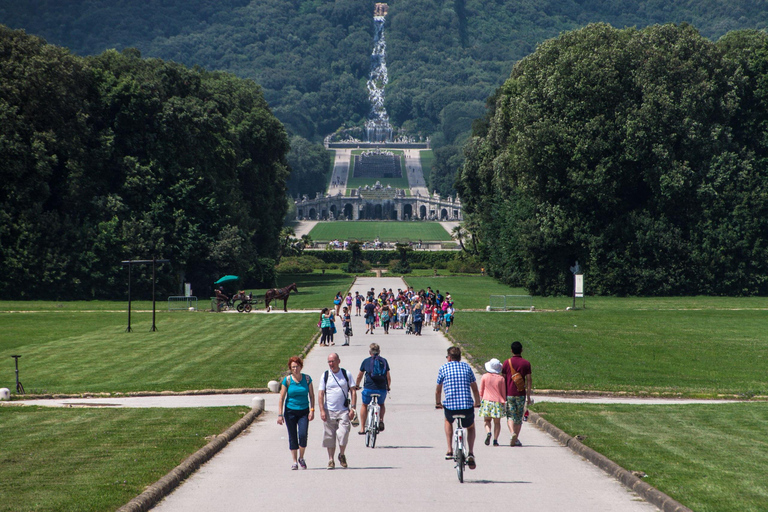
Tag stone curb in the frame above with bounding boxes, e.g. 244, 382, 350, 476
529, 412, 693, 512
116, 400, 265, 512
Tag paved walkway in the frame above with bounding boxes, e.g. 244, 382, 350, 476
144, 276, 658, 512
328, 149, 350, 196
404, 149, 429, 196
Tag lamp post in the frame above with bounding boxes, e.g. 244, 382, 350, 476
10, 355, 23, 394
122, 258, 170, 332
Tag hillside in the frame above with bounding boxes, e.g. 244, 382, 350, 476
2, 0, 768, 197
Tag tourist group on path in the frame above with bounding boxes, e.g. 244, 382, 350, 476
279, 286, 534, 473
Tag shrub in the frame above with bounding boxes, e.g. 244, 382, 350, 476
447, 256, 483, 274
275, 256, 323, 274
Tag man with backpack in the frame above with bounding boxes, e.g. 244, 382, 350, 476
355, 343, 391, 434
318, 353, 357, 469
502, 341, 533, 447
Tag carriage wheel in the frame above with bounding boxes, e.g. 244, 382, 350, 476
244, 304, 252, 313
236, 303, 245, 313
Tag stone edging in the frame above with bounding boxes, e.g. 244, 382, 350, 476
116, 400, 265, 512
529, 412, 693, 512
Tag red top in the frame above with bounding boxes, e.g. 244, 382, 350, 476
502, 355, 531, 397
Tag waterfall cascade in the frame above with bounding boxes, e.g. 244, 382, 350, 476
366, 4, 393, 143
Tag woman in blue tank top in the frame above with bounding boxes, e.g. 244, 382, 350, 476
277, 356, 315, 470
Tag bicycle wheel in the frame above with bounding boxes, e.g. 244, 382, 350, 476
456, 452, 465, 483
370, 423, 378, 448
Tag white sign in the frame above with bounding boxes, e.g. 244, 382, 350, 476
575, 274, 584, 298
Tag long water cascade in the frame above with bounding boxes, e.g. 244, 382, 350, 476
366, 4, 393, 143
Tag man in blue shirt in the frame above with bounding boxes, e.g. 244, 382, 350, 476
436, 346, 481, 469
356, 343, 391, 434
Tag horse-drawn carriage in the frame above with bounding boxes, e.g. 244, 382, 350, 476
214, 290, 261, 312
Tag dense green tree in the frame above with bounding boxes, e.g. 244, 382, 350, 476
286, 135, 331, 198
459, 23, 768, 296
0, 27, 289, 299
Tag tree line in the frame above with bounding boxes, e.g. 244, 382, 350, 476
459, 23, 768, 296
0, 26, 290, 299
3, 0, 768, 200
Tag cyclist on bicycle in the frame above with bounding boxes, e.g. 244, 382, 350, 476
355, 343, 391, 434
436, 346, 481, 469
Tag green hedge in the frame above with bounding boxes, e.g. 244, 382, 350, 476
307, 250, 456, 267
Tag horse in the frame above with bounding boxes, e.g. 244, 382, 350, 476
265, 283, 298, 312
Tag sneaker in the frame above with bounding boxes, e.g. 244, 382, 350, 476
338, 454, 348, 468
327, 459, 335, 470
467, 454, 476, 470
298, 458, 307, 469
493, 440, 499, 446
514, 439, 523, 447
445, 452, 454, 460
291, 463, 298, 470
510, 434, 518, 447
484, 433, 491, 446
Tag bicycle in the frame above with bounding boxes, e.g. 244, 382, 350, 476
452, 414, 469, 482
365, 393, 381, 448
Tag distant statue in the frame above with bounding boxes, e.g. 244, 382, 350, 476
570, 261, 581, 274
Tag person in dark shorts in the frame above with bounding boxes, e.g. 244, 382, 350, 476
502, 341, 533, 446
436, 346, 481, 469
355, 343, 391, 433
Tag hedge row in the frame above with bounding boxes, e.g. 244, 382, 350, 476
306, 250, 457, 266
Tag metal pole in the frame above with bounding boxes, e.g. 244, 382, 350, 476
126, 262, 133, 332
11, 355, 21, 394
150, 257, 158, 331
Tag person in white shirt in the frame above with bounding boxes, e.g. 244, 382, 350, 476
318, 353, 357, 469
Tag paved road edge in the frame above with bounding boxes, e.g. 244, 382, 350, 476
529, 412, 693, 512
117, 401, 265, 512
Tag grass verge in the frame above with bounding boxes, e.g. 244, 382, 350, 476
534, 402, 768, 512
0, 406, 248, 512
450, 310, 767, 397
0, 312, 318, 394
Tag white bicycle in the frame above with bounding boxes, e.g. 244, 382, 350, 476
365, 393, 381, 448
452, 414, 469, 482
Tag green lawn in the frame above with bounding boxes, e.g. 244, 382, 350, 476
450, 309, 767, 397
0, 406, 247, 512
251, 273, 356, 310
0, 312, 319, 395
308, 221, 452, 242
419, 149, 434, 178
535, 402, 768, 512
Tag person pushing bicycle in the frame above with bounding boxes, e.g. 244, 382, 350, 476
436, 346, 481, 469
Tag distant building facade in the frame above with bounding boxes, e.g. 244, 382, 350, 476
295, 182, 462, 221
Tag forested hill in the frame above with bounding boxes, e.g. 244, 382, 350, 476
2, 0, 768, 198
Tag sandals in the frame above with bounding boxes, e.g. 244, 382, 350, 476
445, 452, 453, 460
467, 454, 476, 470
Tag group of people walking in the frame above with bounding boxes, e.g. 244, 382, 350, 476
294, 286, 534, 474
277, 343, 391, 470
436, 341, 533, 470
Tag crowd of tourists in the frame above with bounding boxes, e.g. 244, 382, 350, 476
281, 285, 532, 474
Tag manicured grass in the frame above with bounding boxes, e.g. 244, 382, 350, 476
534, 402, 768, 512
0, 312, 319, 394
0, 406, 247, 512
449, 309, 767, 397
0, 301, 157, 312
419, 149, 434, 178
405, 275, 531, 309
308, 221, 452, 242
250, 273, 355, 310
